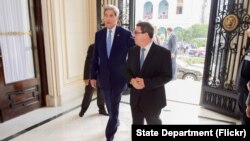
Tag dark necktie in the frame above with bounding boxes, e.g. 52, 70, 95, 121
106, 29, 112, 58
140, 48, 146, 69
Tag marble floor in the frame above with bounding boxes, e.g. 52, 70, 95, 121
0, 80, 241, 141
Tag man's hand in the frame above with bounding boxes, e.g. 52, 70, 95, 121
247, 81, 250, 92
246, 106, 250, 118
135, 77, 145, 88
90, 79, 97, 88
130, 77, 145, 90
246, 81, 250, 118
84, 79, 90, 85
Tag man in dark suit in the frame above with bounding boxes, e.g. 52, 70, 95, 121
236, 46, 250, 125
90, 5, 134, 141
79, 43, 108, 117
125, 22, 172, 125
166, 27, 177, 79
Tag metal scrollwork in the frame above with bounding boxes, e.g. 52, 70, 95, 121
201, 0, 250, 118
207, 1, 250, 90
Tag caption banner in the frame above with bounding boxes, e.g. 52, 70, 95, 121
132, 125, 249, 140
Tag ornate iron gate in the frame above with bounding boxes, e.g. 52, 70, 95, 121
96, 0, 135, 31
200, 0, 250, 118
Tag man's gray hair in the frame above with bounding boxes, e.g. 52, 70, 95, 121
104, 4, 120, 17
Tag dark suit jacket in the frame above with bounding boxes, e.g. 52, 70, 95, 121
125, 43, 172, 111
91, 26, 134, 92
236, 47, 250, 94
84, 44, 94, 80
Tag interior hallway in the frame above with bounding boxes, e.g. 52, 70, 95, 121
0, 80, 240, 141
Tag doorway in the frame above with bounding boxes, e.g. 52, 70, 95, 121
96, 0, 247, 119
135, 0, 211, 105
0, 0, 47, 122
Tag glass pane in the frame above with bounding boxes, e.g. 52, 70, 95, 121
0, 0, 35, 84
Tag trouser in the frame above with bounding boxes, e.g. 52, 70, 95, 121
80, 84, 105, 113
101, 89, 123, 141
237, 92, 250, 125
172, 58, 176, 79
131, 104, 162, 125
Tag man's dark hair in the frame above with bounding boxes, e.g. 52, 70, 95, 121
167, 27, 173, 32
136, 22, 154, 38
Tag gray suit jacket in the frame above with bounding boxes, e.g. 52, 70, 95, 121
167, 34, 177, 56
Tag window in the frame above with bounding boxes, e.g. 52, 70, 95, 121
143, 2, 153, 19
176, 0, 183, 14
176, 6, 183, 14
158, 0, 169, 19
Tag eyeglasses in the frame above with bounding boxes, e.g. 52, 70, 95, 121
133, 31, 145, 35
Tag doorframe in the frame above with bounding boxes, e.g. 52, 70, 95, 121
32, 0, 48, 106
0, 0, 48, 122
199, 0, 250, 119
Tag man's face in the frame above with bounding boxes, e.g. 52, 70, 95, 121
133, 26, 145, 46
104, 9, 118, 29
167, 29, 170, 35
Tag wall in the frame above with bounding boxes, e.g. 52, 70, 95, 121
135, 0, 211, 29
41, 0, 97, 106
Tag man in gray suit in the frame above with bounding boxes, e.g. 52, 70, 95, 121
166, 27, 177, 79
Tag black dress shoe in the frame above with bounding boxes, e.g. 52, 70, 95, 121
79, 110, 84, 117
99, 110, 109, 116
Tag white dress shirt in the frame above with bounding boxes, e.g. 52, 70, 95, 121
140, 41, 153, 61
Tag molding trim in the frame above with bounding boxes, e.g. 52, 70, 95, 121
88, 0, 97, 44
41, 0, 97, 106
41, 0, 60, 105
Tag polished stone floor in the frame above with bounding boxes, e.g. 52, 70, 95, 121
0, 80, 240, 141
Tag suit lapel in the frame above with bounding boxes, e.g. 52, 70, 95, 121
101, 28, 109, 60
135, 47, 141, 73
109, 26, 121, 59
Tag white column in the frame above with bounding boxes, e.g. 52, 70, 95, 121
41, 0, 92, 106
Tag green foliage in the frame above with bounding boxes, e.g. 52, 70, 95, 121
178, 55, 205, 65
193, 38, 206, 48
175, 27, 192, 43
190, 24, 208, 38
175, 24, 208, 48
